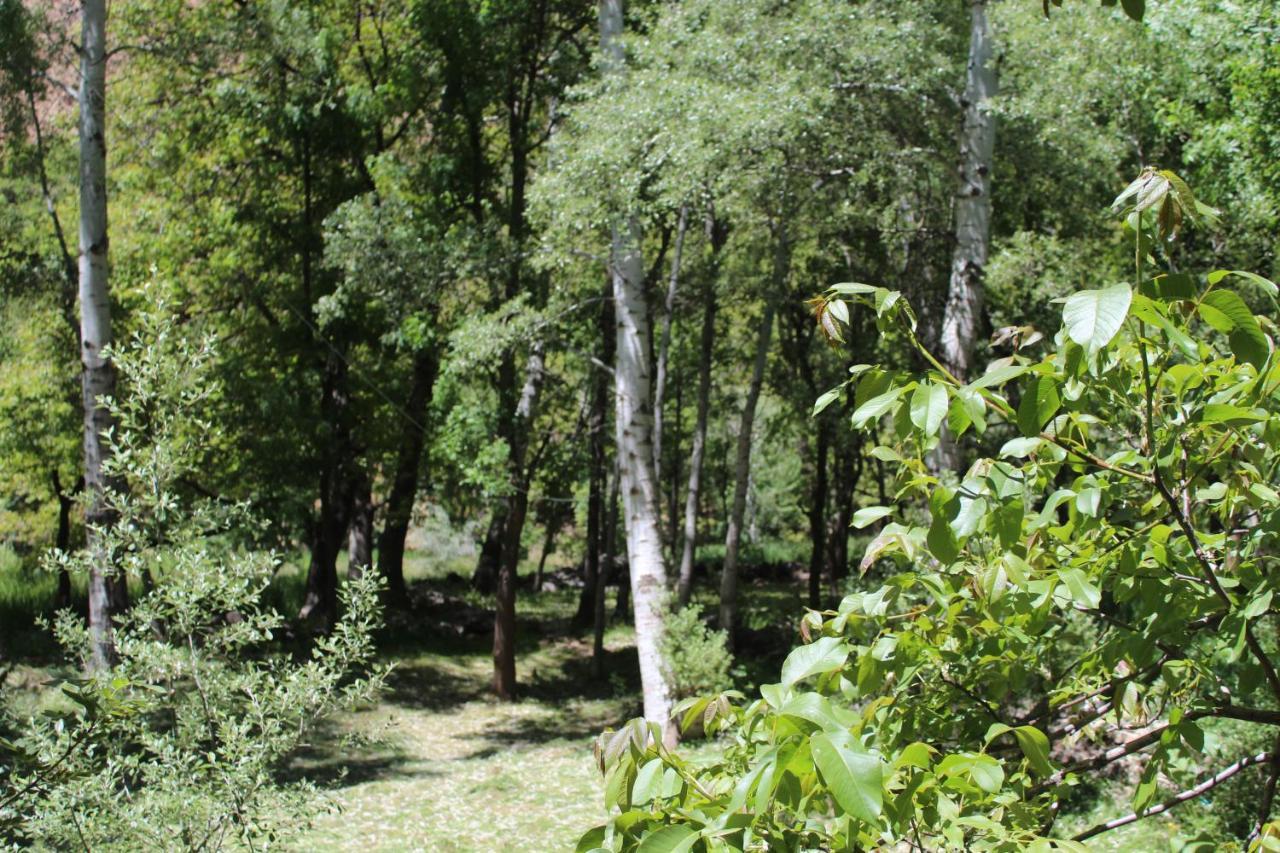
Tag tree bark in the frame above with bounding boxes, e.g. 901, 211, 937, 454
717, 300, 774, 643
806, 423, 829, 611
575, 279, 615, 631
600, 0, 673, 739
378, 348, 439, 603
718, 230, 786, 641
652, 203, 688, 496
676, 293, 717, 607
299, 350, 353, 630
346, 469, 373, 580
78, 0, 121, 672
937, 0, 997, 467
592, 458, 620, 679
493, 344, 546, 700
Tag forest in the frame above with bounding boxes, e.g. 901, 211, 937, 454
1, 0, 1279, 849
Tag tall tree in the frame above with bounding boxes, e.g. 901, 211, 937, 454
717, 229, 785, 641
77, 0, 122, 671
939, 0, 998, 382
600, 0, 674, 740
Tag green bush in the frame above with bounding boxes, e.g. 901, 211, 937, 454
660, 605, 732, 702
0, 310, 384, 850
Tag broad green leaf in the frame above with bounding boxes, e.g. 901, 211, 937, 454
1063, 285, 1131, 352
576, 825, 608, 853
999, 437, 1042, 458
811, 732, 883, 824
1200, 404, 1266, 426
851, 506, 893, 529
813, 387, 842, 417
1200, 290, 1268, 368
1016, 377, 1061, 437
780, 636, 849, 687
851, 386, 905, 429
636, 823, 698, 853
970, 363, 1029, 389
1057, 568, 1101, 609
910, 382, 948, 437
1209, 269, 1279, 297
631, 758, 664, 805
1012, 726, 1053, 777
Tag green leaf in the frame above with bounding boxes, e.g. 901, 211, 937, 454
1120, 0, 1144, 21
999, 437, 1042, 459
851, 386, 905, 429
1016, 377, 1061, 437
1063, 285, 1131, 352
910, 382, 948, 437
1199, 290, 1268, 367
1200, 404, 1266, 426
1012, 726, 1053, 777
811, 731, 883, 824
813, 387, 842, 417
851, 506, 893, 529
632, 758, 664, 805
1057, 568, 1101, 609
970, 363, 1029, 389
780, 636, 850, 688
636, 823, 698, 853
576, 825, 608, 853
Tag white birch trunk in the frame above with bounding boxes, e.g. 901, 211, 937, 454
78, 0, 118, 672
601, 0, 673, 739
939, 0, 997, 381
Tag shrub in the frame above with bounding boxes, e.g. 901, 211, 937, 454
660, 605, 733, 702
0, 309, 384, 850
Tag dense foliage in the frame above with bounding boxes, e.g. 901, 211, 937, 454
579, 171, 1280, 850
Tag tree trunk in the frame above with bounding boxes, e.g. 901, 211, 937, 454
676, 294, 717, 607
718, 299, 775, 643
78, 0, 120, 672
937, 0, 997, 466
472, 511, 503, 594
592, 458, 620, 679
600, 0, 673, 740
346, 470, 373, 580
299, 351, 353, 630
806, 422, 829, 611
493, 344, 546, 700
575, 279, 614, 631
51, 471, 75, 609
827, 440, 859, 598
378, 348, 439, 603
652, 203, 688, 497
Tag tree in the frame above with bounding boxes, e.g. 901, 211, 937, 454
77, 0, 122, 671
599, 0, 675, 739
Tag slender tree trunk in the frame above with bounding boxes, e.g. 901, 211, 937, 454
472, 511, 503, 593
378, 348, 439, 603
937, 0, 997, 467
806, 423, 829, 610
676, 295, 717, 607
719, 229, 786, 640
534, 525, 554, 592
592, 458, 619, 679
718, 299, 775, 642
51, 471, 75, 609
78, 0, 121, 671
493, 344, 546, 700
600, 0, 673, 740
827, 441, 858, 597
575, 280, 614, 630
347, 470, 373, 580
300, 351, 353, 630
652, 203, 688, 493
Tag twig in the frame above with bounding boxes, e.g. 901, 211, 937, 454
1074, 750, 1272, 841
